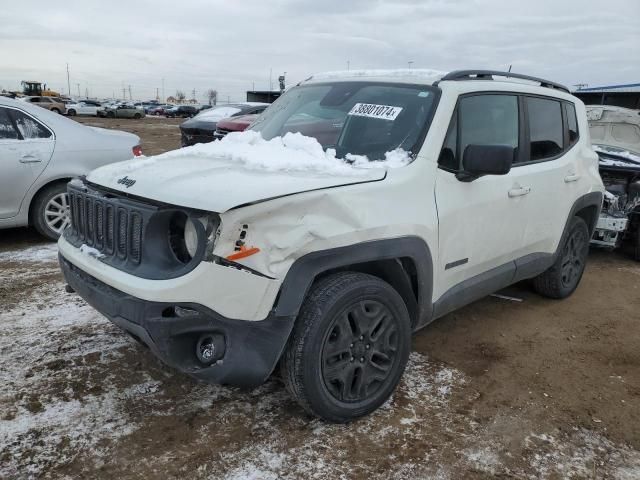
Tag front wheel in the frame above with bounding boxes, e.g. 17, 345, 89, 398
281, 272, 411, 423
133, 113, 142, 119
67, 109, 76, 116
51, 108, 61, 114
31, 182, 70, 240
533, 216, 590, 298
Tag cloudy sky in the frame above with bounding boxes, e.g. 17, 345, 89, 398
1, 0, 638, 102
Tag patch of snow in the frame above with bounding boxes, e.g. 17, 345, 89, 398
98, 130, 411, 180
0, 243, 58, 263
80, 243, 105, 258
594, 145, 640, 165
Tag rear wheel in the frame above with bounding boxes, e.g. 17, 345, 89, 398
106, 111, 115, 118
51, 108, 61, 114
32, 182, 70, 240
133, 113, 142, 119
533, 216, 589, 298
281, 272, 411, 422
67, 109, 76, 116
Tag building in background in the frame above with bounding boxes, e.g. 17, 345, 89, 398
246, 90, 281, 103
573, 83, 640, 109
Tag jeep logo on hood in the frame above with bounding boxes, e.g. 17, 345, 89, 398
117, 176, 136, 188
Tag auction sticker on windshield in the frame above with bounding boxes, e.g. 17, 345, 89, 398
348, 103, 403, 121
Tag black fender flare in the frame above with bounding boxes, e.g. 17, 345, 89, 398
273, 236, 434, 325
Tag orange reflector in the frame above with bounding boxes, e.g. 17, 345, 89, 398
226, 246, 260, 261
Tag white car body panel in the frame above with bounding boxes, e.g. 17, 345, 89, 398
66, 102, 100, 116
0, 96, 140, 228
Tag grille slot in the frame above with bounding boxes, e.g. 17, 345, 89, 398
68, 187, 145, 265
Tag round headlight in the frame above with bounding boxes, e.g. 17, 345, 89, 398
184, 218, 199, 258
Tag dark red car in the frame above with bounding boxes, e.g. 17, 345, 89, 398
213, 114, 259, 140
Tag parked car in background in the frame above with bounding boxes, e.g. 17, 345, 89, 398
213, 113, 259, 140
21, 96, 66, 114
587, 106, 640, 156
0, 96, 142, 240
587, 105, 640, 259
165, 105, 199, 118
98, 103, 145, 119
149, 104, 173, 116
65, 100, 102, 116
180, 103, 268, 146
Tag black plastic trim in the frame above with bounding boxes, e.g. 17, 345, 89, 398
59, 253, 295, 388
274, 236, 434, 326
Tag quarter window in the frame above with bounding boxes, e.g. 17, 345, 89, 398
0, 108, 20, 140
9, 110, 52, 139
526, 97, 563, 161
565, 102, 579, 146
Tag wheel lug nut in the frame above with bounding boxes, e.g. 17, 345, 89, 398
360, 357, 364, 363
359, 335, 364, 340
350, 357, 354, 362
349, 343, 354, 348
366, 344, 370, 349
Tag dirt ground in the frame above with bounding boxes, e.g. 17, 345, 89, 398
1, 116, 639, 479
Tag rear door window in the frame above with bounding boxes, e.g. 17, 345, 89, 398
8, 109, 52, 139
526, 97, 563, 161
0, 108, 20, 140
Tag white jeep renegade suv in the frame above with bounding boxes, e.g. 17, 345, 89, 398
58, 69, 604, 422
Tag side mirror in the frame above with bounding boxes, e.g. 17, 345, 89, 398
459, 144, 514, 181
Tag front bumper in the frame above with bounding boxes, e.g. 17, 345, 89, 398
60, 254, 295, 387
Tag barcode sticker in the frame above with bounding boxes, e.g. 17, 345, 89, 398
348, 103, 403, 121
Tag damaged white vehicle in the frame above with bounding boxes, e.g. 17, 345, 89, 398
58, 70, 604, 422
587, 106, 640, 260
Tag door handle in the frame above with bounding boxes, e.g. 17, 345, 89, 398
19, 154, 42, 163
564, 174, 580, 183
508, 186, 531, 198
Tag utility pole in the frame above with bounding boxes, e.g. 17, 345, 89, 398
85, 87, 88, 99
347, 60, 350, 71
161, 78, 165, 102
66, 63, 71, 96
76, 83, 81, 98
156, 87, 159, 101
269, 67, 273, 92
407, 61, 414, 69
128, 85, 132, 101
573, 83, 588, 91
192, 88, 196, 101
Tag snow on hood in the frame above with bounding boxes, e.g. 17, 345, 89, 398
87, 131, 410, 212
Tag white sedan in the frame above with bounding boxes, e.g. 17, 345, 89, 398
0, 96, 142, 240
65, 100, 102, 117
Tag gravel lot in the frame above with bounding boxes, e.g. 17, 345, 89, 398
1, 116, 639, 479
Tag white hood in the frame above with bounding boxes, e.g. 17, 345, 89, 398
87, 155, 386, 212
86, 131, 411, 212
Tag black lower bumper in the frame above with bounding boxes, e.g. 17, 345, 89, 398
59, 254, 295, 387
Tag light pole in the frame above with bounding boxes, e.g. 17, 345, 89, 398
408, 61, 414, 69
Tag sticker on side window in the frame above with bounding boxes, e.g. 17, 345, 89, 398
348, 103, 403, 121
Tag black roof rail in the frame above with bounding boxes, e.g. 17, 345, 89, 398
436, 70, 570, 94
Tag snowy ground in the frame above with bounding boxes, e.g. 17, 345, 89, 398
1, 235, 639, 479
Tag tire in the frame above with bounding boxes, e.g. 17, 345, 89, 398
31, 182, 71, 241
67, 109, 76, 116
51, 108, 61, 114
532, 216, 590, 299
106, 111, 115, 118
281, 272, 411, 423
133, 113, 142, 119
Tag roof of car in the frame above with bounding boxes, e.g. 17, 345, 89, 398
302, 68, 571, 96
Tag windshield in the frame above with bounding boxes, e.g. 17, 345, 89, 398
250, 82, 437, 160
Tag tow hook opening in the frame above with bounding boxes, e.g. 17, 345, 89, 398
196, 333, 226, 365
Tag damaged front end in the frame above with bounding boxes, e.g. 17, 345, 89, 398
591, 149, 640, 259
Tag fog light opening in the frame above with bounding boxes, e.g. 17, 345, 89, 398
196, 333, 226, 365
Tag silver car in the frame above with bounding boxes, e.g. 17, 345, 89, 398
0, 96, 142, 240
